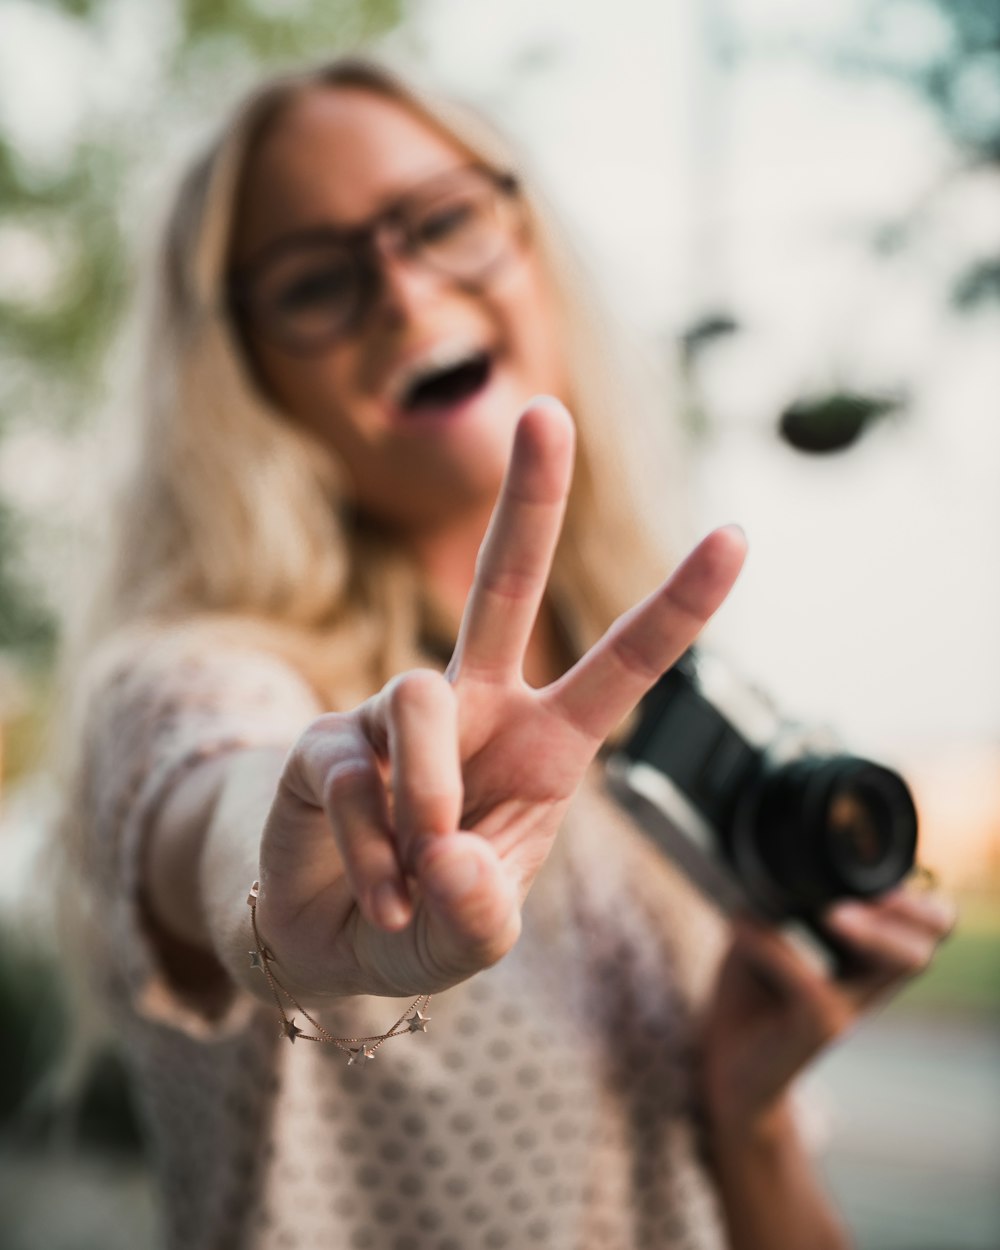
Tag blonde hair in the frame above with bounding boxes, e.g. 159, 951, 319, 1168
90, 57, 673, 707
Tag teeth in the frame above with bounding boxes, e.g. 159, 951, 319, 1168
388, 340, 488, 407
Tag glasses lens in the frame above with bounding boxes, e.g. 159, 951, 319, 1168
248, 242, 360, 350
233, 170, 519, 351
407, 174, 514, 280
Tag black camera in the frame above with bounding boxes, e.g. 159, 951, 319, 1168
606, 649, 918, 972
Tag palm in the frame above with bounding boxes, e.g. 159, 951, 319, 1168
257, 399, 746, 1000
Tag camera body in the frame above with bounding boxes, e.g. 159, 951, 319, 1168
606, 650, 918, 973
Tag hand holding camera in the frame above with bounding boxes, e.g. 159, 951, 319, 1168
607, 648, 956, 1139
608, 647, 921, 972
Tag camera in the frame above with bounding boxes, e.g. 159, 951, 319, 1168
606, 649, 918, 973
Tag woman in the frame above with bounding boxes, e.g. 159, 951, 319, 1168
69, 58, 953, 1250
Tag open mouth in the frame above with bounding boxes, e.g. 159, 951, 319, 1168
399, 350, 493, 415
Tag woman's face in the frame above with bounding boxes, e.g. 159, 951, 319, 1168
230, 86, 569, 535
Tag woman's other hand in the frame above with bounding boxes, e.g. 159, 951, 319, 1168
251, 396, 747, 1000
701, 885, 957, 1142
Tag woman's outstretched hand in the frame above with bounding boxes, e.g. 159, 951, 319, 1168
254, 397, 746, 1000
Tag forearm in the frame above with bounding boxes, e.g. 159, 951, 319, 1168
200, 749, 289, 992
710, 1098, 852, 1250
143, 747, 288, 999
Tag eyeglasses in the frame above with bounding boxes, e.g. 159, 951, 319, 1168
227, 166, 523, 354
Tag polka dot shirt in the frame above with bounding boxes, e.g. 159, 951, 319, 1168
75, 627, 730, 1250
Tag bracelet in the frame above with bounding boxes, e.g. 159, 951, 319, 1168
246, 881, 431, 1065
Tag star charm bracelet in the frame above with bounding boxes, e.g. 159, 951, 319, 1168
246, 881, 431, 1064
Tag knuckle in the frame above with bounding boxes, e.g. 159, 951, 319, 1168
857, 937, 930, 985
402, 790, 459, 832
322, 757, 377, 808
295, 712, 354, 763
896, 941, 932, 977
387, 668, 453, 718
663, 579, 710, 625
428, 909, 522, 984
282, 713, 352, 797
609, 632, 659, 683
925, 894, 959, 937
350, 842, 396, 884
303, 710, 349, 742
479, 565, 537, 603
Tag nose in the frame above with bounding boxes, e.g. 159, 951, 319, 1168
368, 232, 449, 328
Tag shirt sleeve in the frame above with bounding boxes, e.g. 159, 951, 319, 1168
73, 624, 324, 1040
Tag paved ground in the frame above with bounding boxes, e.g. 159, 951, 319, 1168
808, 1009, 1000, 1250
0, 1149, 154, 1250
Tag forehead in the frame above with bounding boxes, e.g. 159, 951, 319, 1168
232, 87, 468, 258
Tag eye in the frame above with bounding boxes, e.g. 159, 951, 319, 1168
414, 197, 481, 246
274, 260, 356, 313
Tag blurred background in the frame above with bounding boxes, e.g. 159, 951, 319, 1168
0, 0, 997, 1247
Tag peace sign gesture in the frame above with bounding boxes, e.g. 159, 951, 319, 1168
254, 398, 747, 1001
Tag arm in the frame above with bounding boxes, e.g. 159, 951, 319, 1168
701, 894, 955, 1250
143, 747, 288, 1001
134, 399, 747, 1014
710, 1098, 851, 1250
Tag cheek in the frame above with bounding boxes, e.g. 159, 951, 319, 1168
496, 261, 569, 395
250, 339, 364, 445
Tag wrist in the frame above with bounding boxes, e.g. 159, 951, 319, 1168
707, 1090, 799, 1162
708, 1093, 852, 1250
197, 751, 286, 984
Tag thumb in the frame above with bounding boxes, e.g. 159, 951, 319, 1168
414, 833, 521, 981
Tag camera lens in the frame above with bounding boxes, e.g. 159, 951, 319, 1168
824, 764, 917, 895
741, 756, 918, 912
828, 785, 888, 867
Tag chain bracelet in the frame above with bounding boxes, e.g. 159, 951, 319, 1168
246, 881, 431, 1065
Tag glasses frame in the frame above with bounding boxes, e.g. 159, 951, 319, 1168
226, 165, 523, 355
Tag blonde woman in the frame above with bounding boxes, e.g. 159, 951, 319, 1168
68, 58, 953, 1250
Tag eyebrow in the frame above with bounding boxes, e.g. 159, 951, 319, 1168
235, 162, 483, 277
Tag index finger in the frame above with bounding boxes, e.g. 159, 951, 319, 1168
448, 397, 575, 684
544, 526, 747, 740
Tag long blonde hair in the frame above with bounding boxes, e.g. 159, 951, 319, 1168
91, 57, 672, 706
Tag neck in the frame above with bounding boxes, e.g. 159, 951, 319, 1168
405, 506, 490, 622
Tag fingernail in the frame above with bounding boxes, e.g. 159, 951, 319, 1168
373, 880, 411, 930
525, 393, 568, 416
420, 843, 481, 904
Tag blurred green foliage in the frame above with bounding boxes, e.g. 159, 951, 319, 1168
0, 930, 67, 1125
694, 0, 1000, 453
178, 0, 403, 65
0, 0, 404, 676
895, 899, 1000, 1017
0, 502, 57, 661
0, 141, 126, 405
778, 392, 903, 455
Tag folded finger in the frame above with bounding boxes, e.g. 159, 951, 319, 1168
448, 397, 574, 684
545, 525, 747, 740
413, 832, 522, 980
867, 886, 958, 938
383, 669, 463, 870
823, 899, 941, 996
305, 715, 411, 932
